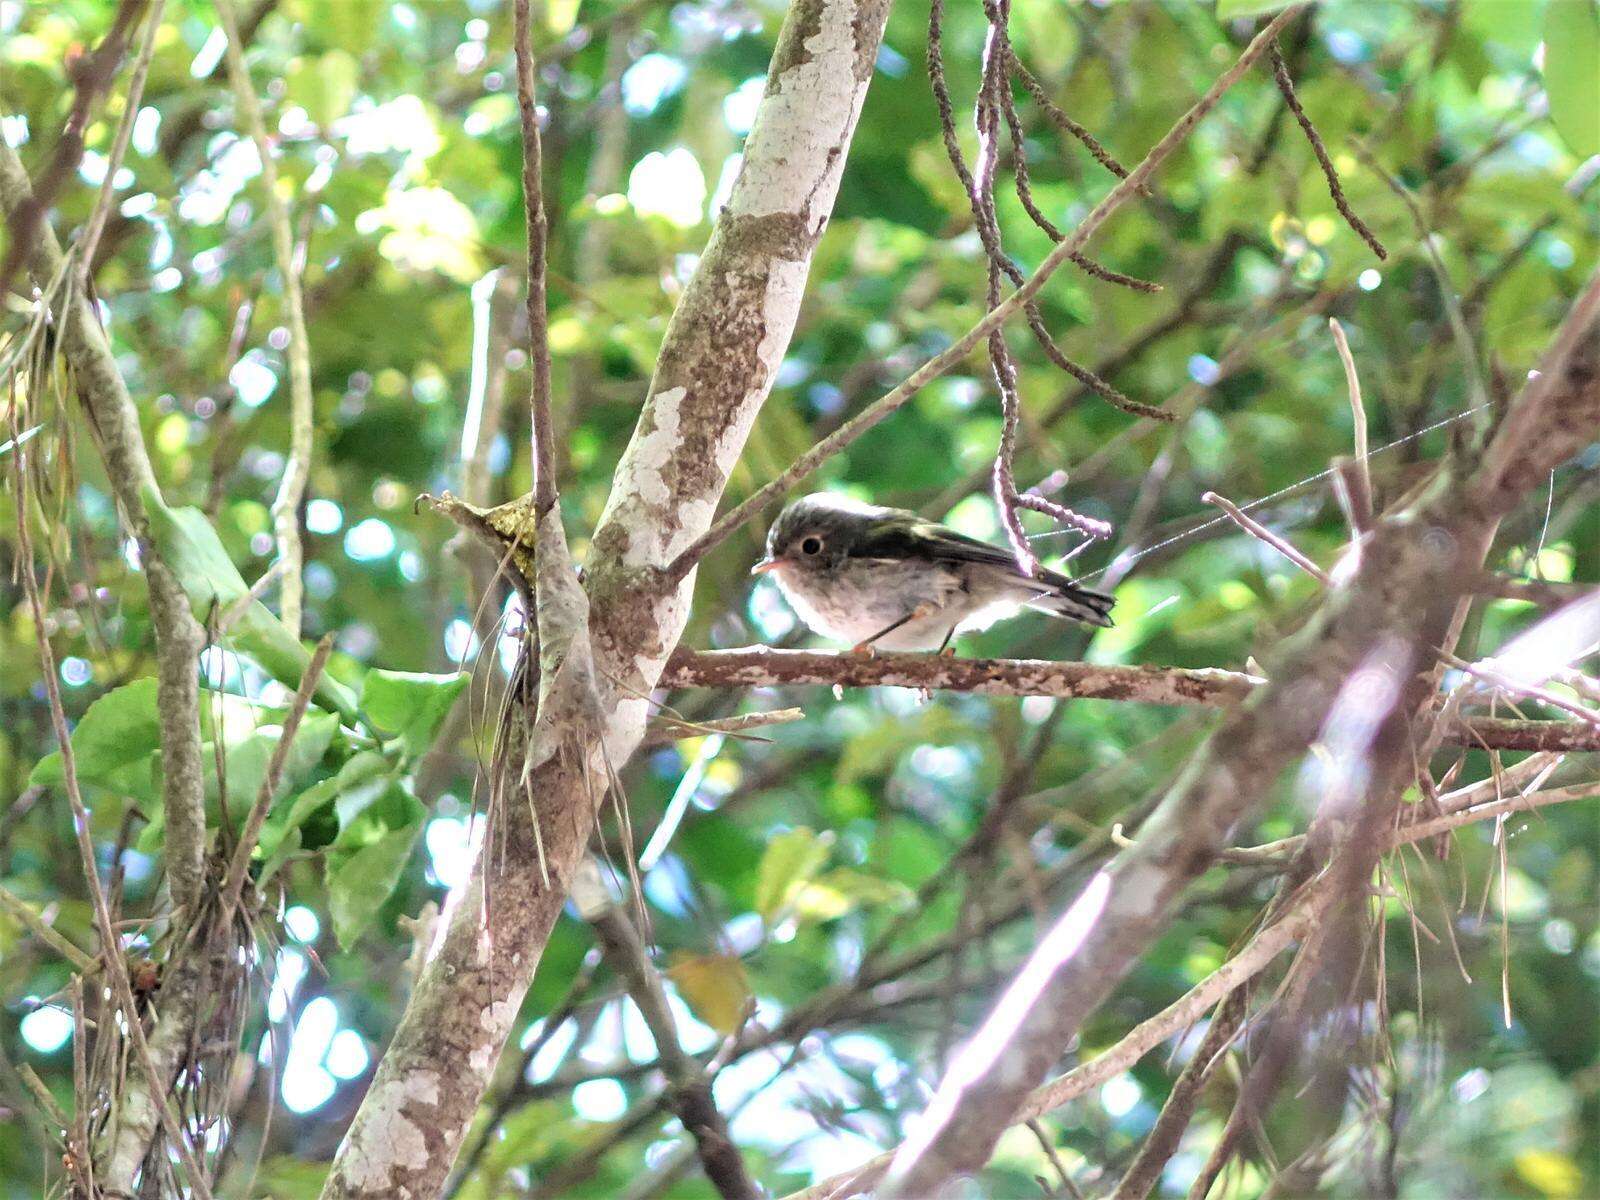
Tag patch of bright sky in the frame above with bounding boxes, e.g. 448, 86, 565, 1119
200, 645, 244, 690
344, 517, 395, 562
622, 54, 688, 115
78, 150, 133, 190
229, 350, 278, 408
20, 1002, 73, 1054
1187, 353, 1221, 386
573, 1078, 628, 1122
424, 814, 483, 890
1101, 1072, 1143, 1118
342, 95, 442, 165
443, 617, 478, 664
713, 1038, 890, 1173
176, 135, 260, 225
326, 1029, 370, 1080
1, 114, 28, 147
282, 996, 339, 1114
306, 498, 344, 535
267, 947, 307, 1022
709, 152, 742, 216
748, 578, 795, 640
358, 186, 483, 281
132, 106, 160, 154
723, 76, 766, 133
497, 591, 525, 675
190, 27, 227, 78
119, 188, 157, 219
284, 905, 320, 944
521, 1016, 579, 1081
628, 149, 706, 228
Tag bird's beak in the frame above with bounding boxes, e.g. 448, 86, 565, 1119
750, 557, 782, 576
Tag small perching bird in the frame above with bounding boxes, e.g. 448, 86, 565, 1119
752, 493, 1114, 653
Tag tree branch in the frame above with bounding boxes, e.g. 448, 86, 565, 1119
876, 265, 1600, 1196
660, 647, 1600, 753
0, 129, 209, 919
574, 865, 758, 1200
662, 5, 1308, 580
318, 4, 891, 1194
513, 0, 559, 514
215, 0, 317, 637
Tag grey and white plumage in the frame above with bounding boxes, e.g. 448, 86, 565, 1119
752, 493, 1113, 652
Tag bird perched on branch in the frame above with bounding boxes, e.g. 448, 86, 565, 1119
752, 493, 1114, 653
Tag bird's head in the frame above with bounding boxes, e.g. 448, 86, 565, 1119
751, 493, 879, 580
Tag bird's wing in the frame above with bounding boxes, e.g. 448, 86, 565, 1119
850, 516, 1026, 573
852, 515, 1115, 609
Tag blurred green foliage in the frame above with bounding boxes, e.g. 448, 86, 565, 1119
1, 0, 1597, 1197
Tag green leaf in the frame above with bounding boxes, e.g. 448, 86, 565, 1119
29, 678, 161, 789
667, 953, 752, 1035
285, 51, 358, 128
292, 0, 384, 55
1215, 0, 1298, 17
1543, 0, 1600, 159
360, 669, 468, 757
793, 869, 914, 923
754, 827, 834, 922
142, 492, 249, 610
142, 492, 359, 723
204, 711, 339, 818
328, 814, 420, 948
257, 751, 391, 882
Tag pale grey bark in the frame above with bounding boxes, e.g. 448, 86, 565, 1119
317, 3, 890, 1195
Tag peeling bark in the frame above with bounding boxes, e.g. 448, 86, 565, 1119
317, 3, 890, 1195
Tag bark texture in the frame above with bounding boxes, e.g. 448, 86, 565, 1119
317, 4, 889, 1195
880, 296, 1600, 1195
661, 647, 1600, 750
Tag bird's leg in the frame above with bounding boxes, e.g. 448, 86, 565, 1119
936, 624, 958, 657
851, 603, 939, 655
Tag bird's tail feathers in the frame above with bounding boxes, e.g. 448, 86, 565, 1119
1025, 574, 1115, 627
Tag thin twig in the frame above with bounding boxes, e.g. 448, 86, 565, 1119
10, 464, 215, 1198
786, 880, 1332, 1200
1108, 990, 1247, 1200
217, 635, 334, 931
0, 0, 142, 298
664, 5, 1308, 581
574, 863, 759, 1200
1328, 318, 1373, 530
513, 0, 559, 515
1201, 490, 1333, 585
1361, 151, 1489, 414
0, 884, 98, 974
1269, 40, 1386, 260
639, 707, 806, 749
216, 0, 316, 637
78, 0, 165, 276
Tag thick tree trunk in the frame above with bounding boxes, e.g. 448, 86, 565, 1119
317, 3, 890, 1196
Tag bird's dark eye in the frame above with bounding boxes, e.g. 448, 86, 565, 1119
800, 536, 823, 556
